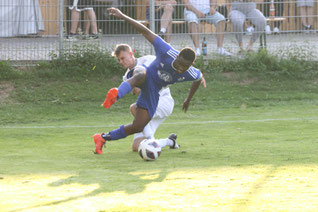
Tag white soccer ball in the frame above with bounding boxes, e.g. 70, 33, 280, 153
138, 139, 162, 161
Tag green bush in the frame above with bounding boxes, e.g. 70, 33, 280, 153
0, 61, 20, 80
46, 43, 125, 79
2, 48, 317, 82
194, 50, 318, 80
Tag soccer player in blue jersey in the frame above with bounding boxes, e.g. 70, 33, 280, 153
113, 44, 179, 152
93, 7, 205, 154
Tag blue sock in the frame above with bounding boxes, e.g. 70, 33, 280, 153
117, 81, 132, 99
109, 125, 127, 140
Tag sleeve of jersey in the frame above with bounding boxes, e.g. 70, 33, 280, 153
122, 70, 129, 82
184, 67, 202, 82
153, 36, 172, 57
138, 55, 156, 67
122, 69, 133, 82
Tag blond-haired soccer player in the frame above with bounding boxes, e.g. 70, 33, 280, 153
93, 8, 205, 154
112, 44, 179, 153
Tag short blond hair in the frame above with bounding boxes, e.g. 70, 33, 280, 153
112, 44, 132, 57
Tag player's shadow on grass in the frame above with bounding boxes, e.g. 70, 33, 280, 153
11, 150, 170, 212
11, 128, 317, 212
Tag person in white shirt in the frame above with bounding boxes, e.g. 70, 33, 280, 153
182, 0, 232, 56
112, 44, 179, 152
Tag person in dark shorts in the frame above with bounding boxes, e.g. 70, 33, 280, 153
68, 0, 98, 39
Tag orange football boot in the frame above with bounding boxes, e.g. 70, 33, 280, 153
93, 134, 106, 154
102, 88, 118, 109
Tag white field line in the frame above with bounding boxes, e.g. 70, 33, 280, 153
0, 117, 317, 129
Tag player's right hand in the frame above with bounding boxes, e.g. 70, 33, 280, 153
107, 7, 124, 19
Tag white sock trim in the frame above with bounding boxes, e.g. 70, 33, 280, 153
156, 138, 173, 148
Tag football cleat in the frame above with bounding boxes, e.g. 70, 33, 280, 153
168, 133, 180, 149
93, 133, 106, 154
102, 88, 118, 109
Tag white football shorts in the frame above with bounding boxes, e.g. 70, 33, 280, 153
134, 88, 174, 140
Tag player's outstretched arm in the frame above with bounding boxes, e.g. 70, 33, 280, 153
182, 78, 204, 112
107, 7, 157, 44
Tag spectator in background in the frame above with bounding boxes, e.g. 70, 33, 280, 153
182, 0, 232, 56
245, 21, 255, 35
296, 0, 314, 32
263, 0, 285, 34
68, 0, 98, 39
0, 0, 44, 37
146, 0, 177, 43
229, 0, 266, 53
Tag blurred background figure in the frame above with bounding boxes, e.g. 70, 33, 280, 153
182, 0, 232, 56
296, 0, 314, 32
262, 0, 285, 34
146, 0, 177, 43
68, 0, 98, 39
229, 0, 266, 52
245, 21, 255, 35
0, 0, 44, 37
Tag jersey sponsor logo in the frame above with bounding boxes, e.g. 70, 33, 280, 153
157, 70, 173, 82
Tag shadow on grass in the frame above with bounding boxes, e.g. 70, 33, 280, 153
13, 170, 169, 212
4, 121, 318, 212
9, 148, 171, 212
12, 163, 282, 212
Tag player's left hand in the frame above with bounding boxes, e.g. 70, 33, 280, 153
107, 7, 124, 19
182, 99, 190, 112
201, 76, 206, 88
132, 87, 141, 95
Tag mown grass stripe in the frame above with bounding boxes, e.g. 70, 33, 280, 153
1, 117, 317, 129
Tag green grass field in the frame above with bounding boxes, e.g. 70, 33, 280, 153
1, 57, 318, 211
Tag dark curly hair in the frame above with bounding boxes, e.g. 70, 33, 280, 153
179, 47, 196, 63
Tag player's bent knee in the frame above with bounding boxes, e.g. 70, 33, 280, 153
132, 142, 139, 152
130, 103, 137, 117
133, 125, 145, 133
132, 137, 146, 152
125, 66, 146, 88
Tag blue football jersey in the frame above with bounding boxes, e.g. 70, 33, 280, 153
146, 36, 202, 87
136, 36, 202, 118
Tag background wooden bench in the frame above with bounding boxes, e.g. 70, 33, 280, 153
135, 0, 220, 33
135, 0, 317, 34
35, 0, 318, 35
